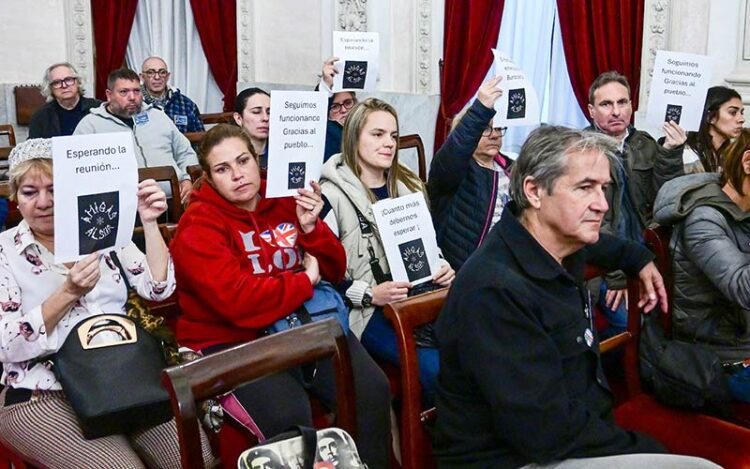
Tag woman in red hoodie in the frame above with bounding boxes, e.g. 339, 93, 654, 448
170, 124, 390, 468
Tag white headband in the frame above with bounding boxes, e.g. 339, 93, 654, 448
8, 138, 52, 170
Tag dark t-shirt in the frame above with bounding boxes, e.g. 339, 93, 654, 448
56, 100, 87, 136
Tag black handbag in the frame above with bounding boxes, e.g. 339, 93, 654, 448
639, 312, 733, 418
51, 313, 173, 439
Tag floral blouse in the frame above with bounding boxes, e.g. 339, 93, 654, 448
0, 221, 175, 391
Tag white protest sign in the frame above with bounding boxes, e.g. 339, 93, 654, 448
266, 90, 329, 198
646, 51, 713, 132
52, 132, 139, 263
372, 192, 440, 286
332, 31, 379, 92
491, 49, 541, 127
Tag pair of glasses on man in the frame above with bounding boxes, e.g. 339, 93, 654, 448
482, 125, 508, 137
330, 98, 356, 113
143, 69, 169, 78
50, 77, 77, 89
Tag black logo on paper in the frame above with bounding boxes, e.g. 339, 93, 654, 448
78, 191, 119, 255
507, 88, 526, 119
288, 162, 306, 189
399, 238, 431, 282
343, 61, 368, 89
665, 104, 682, 124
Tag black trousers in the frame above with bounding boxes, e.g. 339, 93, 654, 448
228, 334, 392, 469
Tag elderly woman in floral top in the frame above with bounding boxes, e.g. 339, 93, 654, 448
0, 139, 212, 469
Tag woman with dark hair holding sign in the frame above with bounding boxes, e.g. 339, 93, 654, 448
0, 139, 213, 468
170, 124, 391, 468
320, 98, 456, 406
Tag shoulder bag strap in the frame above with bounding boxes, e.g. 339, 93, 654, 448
336, 190, 391, 284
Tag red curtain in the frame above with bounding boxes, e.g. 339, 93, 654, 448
435, 0, 505, 150
91, 0, 139, 101
190, 0, 237, 112
557, 0, 645, 116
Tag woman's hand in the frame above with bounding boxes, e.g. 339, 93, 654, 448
63, 252, 101, 298
137, 179, 168, 224
303, 253, 321, 286
477, 75, 504, 109
295, 180, 324, 233
432, 263, 456, 287
371, 281, 411, 306
321, 56, 340, 88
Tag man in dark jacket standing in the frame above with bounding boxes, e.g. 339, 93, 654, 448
28, 62, 101, 138
586, 71, 685, 336
434, 126, 717, 469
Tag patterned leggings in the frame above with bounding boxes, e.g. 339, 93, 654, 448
0, 389, 214, 469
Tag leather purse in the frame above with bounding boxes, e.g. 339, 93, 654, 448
51, 313, 173, 439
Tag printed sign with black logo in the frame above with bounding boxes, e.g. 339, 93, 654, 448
78, 191, 119, 255
399, 238, 431, 283
665, 104, 683, 125
287, 162, 306, 189
507, 88, 527, 119
343, 61, 368, 90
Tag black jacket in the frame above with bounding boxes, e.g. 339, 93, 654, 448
28, 97, 101, 138
428, 99, 511, 270
434, 203, 664, 468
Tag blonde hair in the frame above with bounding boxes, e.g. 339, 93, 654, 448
340, 98, 423, 201
8, 159, 53, 201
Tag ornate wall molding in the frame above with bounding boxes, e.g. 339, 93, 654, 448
637, 0, 671, 113
63, 0, 95, 96
725, 0, 750, 102
237, 0, 254, 83
338, 0, 367, 31
416, 0, 432, 94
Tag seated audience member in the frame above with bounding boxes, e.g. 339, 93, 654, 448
433, 126, 718, 469
29, 62, 102, 138
654, 129, 750, 403
140, 56, 206, 133
233, 87, 270, 170
320, 98, 455, 406
319, 57, 358, 162
170, 124, 391, 469
681, 86, 745, 174
0, 139, 212, 468
586, 71, 685, 337
428, 76, 511, 270
74, 68, 197, 205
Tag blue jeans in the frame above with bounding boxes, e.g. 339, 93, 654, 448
598, 280, 628, 339
727, 365, 750, 403
360, 307, 440, 408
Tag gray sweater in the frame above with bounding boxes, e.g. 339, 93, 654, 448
653, 173, 750, 361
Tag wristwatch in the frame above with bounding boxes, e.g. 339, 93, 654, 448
362, 287, 373, 308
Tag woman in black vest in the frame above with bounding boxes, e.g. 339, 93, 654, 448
428, 76, 512, 270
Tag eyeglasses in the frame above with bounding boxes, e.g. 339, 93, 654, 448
143, 69, 169, 78
483, 125, 507, 137
330, 98, 356, 113
50, 77, 77, 89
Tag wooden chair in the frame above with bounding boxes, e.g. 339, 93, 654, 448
199, 112, 234, 125
398, 134, 427, 182
161, 319, 356, 469
0, 125, 16, 147
187, 164, 203, 182
604, 262, 750, 467
184, 131, 205, 148
13, 86, 45, 126
138, 166, 183, 223
383, 288, 447, 469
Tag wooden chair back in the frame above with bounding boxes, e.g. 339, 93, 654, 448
161, 319, 356, 469
643, 226, 674, 334
184, 132, 205, 148
383, 288, 448, 469
138, 166, 183, 222
13, 86, 45, 126
398, 134, 427, 182
0, 125, 16, 147
199, 112, 234, 125
186, 164, 203, 182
